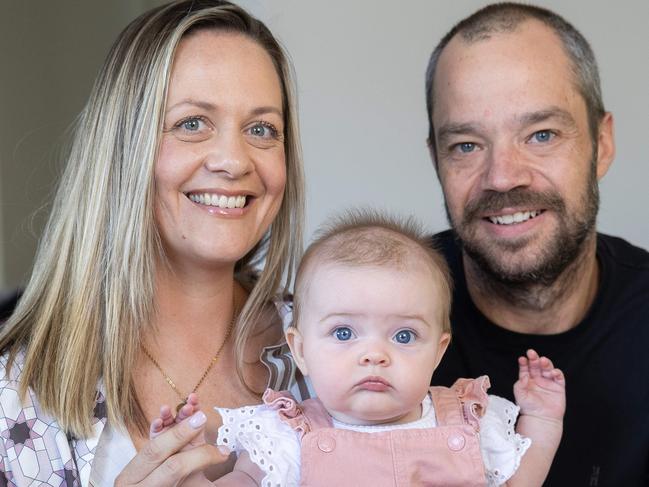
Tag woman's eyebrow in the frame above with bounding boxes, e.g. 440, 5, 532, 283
166, 98, 217, 112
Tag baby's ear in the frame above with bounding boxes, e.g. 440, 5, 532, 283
434, 332, 452, 369
285, 326, 308, 375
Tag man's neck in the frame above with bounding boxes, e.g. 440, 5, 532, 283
463, 235, 600, 334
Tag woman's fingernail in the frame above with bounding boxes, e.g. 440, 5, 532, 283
218, 446, 230, 455
189, 411, 207, 429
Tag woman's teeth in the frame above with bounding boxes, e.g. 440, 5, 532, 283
188, 193, 247, 209
488, 210, 542, 225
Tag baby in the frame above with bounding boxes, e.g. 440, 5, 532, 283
152, 212, 565, 486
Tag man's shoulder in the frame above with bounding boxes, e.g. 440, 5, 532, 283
430, 229, 460, 264
597, 233, 649, 271
595, 233, 649, 319
430, 229, 456, 251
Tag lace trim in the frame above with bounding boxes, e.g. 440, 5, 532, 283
482, 398, 532, 486
216, 405, 300, 487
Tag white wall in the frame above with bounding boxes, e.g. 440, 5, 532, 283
238, 0, 649, 248
1, 1, 647, 290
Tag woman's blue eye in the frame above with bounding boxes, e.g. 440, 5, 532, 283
249, 122, 278, 139
181, 118, 202, 131
334, 327, 353, 341
532, 130, 553, 143
394, 330, 414, 344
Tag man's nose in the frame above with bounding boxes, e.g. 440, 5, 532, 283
481, 143, 533, 192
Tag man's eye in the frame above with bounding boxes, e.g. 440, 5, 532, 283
394, 329, 415, 344
454, 142, 476, 154
333, 327, 353, 341
530, 130, 554, 143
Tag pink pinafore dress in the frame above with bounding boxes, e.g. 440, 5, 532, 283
263, 376, 490, 486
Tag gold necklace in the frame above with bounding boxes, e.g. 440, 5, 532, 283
142, 297, 237, 413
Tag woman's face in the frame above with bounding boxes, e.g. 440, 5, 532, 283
155, 30, 286, 272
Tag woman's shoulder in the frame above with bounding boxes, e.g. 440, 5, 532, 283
0, 348, 88, 484
0, 348, 51, 424
0, 347, 26, 391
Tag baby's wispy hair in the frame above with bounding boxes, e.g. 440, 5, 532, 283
293, 209, 453, 333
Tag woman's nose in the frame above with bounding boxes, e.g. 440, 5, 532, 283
203, 132, 253, 179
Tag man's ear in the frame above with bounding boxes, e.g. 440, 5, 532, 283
286, 326, 308, 375
595, 112, 615, 180
433, 332, 452, 370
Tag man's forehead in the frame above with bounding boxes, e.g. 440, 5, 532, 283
440, 18, 564, 68
432, 20, 577, 115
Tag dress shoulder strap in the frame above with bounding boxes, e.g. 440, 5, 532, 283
429, 375, 490, 430
262, 389, 332, 438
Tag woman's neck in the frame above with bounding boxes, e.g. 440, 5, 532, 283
150, 261, 239, 337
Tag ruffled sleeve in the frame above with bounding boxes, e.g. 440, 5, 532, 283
215, 403, 301, 487
479, 395, 532, 486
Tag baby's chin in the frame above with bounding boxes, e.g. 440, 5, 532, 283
329, 405, 422, 426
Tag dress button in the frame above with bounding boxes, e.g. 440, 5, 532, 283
317, 434, 336, 453
447, 432, 466, 451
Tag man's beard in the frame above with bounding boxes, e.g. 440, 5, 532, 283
447, 163, 599, 289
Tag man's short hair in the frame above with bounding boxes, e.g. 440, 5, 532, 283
293, 209, 453, 333
425, 2, 605, 163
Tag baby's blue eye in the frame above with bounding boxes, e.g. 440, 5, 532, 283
394, 329, 415, 344
334, 327, 353, 341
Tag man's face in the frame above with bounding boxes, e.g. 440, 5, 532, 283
431, 20, 614, 284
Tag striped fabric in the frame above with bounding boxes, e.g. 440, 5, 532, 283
263, 299, 314, 402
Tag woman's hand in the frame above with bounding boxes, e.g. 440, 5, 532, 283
115, 410, 228, 487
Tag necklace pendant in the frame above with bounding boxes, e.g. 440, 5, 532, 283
176, 399, 187, 414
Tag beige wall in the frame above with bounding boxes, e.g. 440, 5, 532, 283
1, 1, 648, 292
238, 0, 649, 251
0, 0, 165, 291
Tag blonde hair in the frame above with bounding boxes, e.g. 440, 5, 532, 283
293, 210, 452, 334
0, 0, 304, 437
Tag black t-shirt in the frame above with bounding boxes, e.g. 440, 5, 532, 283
432, 230, 649, 487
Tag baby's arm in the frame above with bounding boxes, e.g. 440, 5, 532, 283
507, 349, 565, 487
212, 452, 264, 486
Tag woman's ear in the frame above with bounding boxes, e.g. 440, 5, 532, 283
286, 326, 308, 375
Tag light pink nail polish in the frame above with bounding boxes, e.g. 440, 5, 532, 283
189, 411, 207, 429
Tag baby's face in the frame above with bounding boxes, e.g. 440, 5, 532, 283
289, 262, 450, 426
